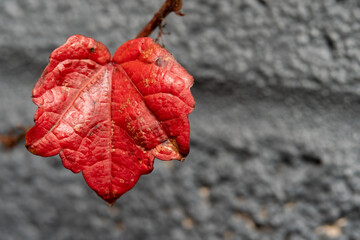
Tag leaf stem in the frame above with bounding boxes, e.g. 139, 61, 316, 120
136, 0, 184, 38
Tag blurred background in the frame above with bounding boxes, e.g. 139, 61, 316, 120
1, 0, 360, 239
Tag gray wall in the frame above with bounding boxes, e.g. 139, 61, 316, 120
1, 0, 360, 239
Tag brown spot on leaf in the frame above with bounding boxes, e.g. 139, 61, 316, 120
155, 57, 165, 67
155, 58, 163, 67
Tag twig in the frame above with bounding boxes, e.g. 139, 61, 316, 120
136, 0, 184, 38
0, 126, 31, 149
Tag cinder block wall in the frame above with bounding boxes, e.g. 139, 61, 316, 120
1, 0, 360, 239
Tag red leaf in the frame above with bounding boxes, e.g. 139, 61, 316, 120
26, 35, 195, 204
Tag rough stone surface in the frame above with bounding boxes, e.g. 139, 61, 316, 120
1, 0, 360, 239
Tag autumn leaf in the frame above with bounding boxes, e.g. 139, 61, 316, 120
26, 35, 195, 204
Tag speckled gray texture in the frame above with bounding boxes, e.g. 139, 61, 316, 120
1, 0, 360, 239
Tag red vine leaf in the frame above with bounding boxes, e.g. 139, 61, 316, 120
26, 35, 194, 204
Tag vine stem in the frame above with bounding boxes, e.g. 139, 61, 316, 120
136, 0, 184, 38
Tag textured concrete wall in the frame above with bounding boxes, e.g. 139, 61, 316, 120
1, 0, 360, 239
